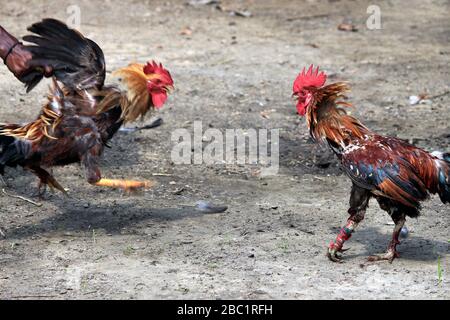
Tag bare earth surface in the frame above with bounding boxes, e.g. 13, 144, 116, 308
0, 0, 449, 299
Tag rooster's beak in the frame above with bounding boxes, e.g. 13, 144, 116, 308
164, 85, 175, 94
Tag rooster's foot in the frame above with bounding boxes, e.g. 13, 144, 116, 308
31, 182, 47, 199
29, 167, 67, 197
47, 178, 67, 196
327, 243, 350, 263
367, 249, 399, 263
33, 178, 67, 198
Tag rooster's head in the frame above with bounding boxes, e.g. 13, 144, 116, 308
144, 61, 174, 109
292, 65, 327, 116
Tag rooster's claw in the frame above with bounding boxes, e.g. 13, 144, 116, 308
327, 248, 344, 263
327, 242, 350, 263
367, 249, 399, 263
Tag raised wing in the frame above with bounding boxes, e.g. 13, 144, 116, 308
341, 136, 429, 208
22, 19, 105, 92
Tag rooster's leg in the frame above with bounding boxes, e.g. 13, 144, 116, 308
327, 184, 370, 263
368, 212, 406, 263
0, 172, 6, 236
34, 180, 47, 198
82, 146, 152, 192
28, 166, 67, 196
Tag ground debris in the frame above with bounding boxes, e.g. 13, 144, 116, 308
1, 189, 42, 207
180, 26, 193, 36
196, 200, 228, 213
216, 4, 252, 17
337, 22, 358, 32
409, 93, 431, 105
186, 0, 220, 6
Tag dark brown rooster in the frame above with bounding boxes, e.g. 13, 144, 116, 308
0, 19, 174, 193
292, 65, 450, 263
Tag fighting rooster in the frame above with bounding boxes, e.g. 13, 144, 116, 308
292, 65, 450, 263
21, 19, 173, 136
0, 19, 173, 193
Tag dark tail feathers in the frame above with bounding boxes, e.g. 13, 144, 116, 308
442, 152, 450, 163
0, 127, 29, 174
434, 153, 450, 204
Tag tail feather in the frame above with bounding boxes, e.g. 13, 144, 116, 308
430, 152, 450, 203
0, 127, 11, 174
0, 125, 15, 151
0, 125, 30, 174
435, 160, 450, 204
442, 153, 450, 163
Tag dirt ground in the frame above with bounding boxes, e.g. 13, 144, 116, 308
0, 0, 449, 300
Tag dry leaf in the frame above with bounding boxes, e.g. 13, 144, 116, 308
337, 23, 358, 32
260, 109, 276, 119
180, 27, 193, 36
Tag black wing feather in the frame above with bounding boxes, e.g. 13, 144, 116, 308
22, 18, 106, 92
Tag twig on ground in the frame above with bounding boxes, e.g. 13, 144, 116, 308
286, 14, 329, 22
152, 173, 172, 176
429, 90, 450, 100
11, 295, 57, 298
1, 188, 42, 207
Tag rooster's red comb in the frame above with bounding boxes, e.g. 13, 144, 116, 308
143, 60, 174, 85
293, 65, 327, 92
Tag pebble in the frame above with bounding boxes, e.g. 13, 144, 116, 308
400, 226, 409, 238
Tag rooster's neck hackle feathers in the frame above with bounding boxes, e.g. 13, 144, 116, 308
307, 82, 370, 147
98, 63, 155, 123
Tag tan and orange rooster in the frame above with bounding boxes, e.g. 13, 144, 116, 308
292, 65, 450, 263
0, 19, 174, 194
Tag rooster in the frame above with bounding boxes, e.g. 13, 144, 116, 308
0, 19, 174, 193
292, 65, 450, 263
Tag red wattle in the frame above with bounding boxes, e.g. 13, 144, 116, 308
151, 92, 168, 108
296, 103, 306, 116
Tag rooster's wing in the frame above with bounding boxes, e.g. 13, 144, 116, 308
341, 136, 429, 208
22, 18, 105, 92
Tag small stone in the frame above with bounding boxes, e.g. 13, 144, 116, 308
409, 96, 420, 105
